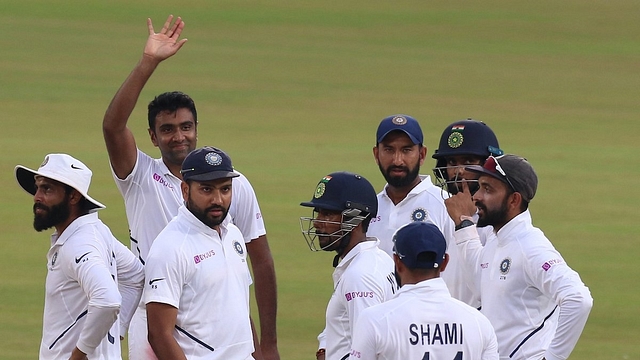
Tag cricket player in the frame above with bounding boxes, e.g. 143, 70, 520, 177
369, 114, 475, 306
16, 154, 144, 360
349, 221, 498, 360
102, 16, 278, 359
144, 147, 256, 360
300, 172, 397, 360
445, 154, 593, 359
432, 118, 504, 306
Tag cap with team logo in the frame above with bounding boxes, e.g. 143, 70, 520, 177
393, 222, 446, 269
180, 146, 240, 182
376, 114, 423, 145
15, 153, 106, 212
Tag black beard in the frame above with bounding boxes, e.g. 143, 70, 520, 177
187, 199, 229, 229
33, 200, 70, 232
379, 163, 420, 188
476, 197, 510, 228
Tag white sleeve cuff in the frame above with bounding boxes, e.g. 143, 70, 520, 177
76, 305, 120, 355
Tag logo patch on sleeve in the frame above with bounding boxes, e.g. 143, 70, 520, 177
541, 258, 564, 271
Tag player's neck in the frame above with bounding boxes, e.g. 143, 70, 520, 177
386, 177, 421, 205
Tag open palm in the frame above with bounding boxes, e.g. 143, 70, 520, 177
143, 15, 187, 61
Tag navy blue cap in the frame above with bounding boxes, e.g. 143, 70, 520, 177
300, 171, 378, 218
180, 146, 239, 182
393, 222, 446, 269
376, 115, 423, 145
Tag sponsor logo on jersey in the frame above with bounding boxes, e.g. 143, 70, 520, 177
541, 258, 563, 271
153, 173, 175, 189
447, 131, 464, 148
499, 257, 512, 275
411, 208, 428, 222
75, 252, 91, 264
194, 249, 216, 264
345, 291, 374, 301
233, 241, 244, 256
149, 278, 165, 285
369, 215, 382, 224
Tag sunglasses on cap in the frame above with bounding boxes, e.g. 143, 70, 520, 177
484, 156, 516, 192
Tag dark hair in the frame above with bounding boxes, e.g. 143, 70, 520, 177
63, 185, 95, 214
148, 91, 198, 131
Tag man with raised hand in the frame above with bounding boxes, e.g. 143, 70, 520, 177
102, 15, 278, 360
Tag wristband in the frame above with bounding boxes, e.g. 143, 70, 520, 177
455, 219, 475, 231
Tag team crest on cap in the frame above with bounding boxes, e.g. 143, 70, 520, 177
40, 155, 50, 168
447, 131, 464, 149
411, 208, 428, 222
392, 116, 407, 125
314, 176, 332, 199
499, 257, 512, 275
205, 152, 223, 166
233, 240, 244, 256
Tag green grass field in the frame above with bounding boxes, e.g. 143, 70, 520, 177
1, 0, 638, 358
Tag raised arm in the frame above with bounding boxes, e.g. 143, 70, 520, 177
102, 15, 187, 179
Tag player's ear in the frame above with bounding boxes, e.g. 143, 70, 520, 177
181, 181, 190, 202
149, 128, 159, 147
439, 253, 450, 273
418, 145, 427, 165
373, 145, 380, 165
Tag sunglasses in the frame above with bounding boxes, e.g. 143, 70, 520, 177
484, 156, 516, 192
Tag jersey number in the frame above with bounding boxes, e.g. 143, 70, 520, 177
421, 351, 462, 360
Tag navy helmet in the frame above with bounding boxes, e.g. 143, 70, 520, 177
300, 171, 377, 254
432, 119, 503, 194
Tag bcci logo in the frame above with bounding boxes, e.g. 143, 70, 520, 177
499, 258, 512, 275
314, 176, 332, 199
411, 208, 427, 222
392, 116, 407, 125
233, 241, 244, 256
447, 132, 464, 149
314, 183, 326, 199
205, 152, 223, 166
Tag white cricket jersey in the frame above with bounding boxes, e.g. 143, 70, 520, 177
454, 211, 593, 360
323, 239, 397, 360
40, 213, 144, 360
349, 277, 498, 360
368, 175, 478, 307
112, 149, 266, 264
143, 206, 254, 359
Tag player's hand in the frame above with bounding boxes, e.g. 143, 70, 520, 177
143, 15, 188, 62
444, 180, 476, 225
68, 347, 88, 360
